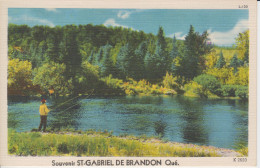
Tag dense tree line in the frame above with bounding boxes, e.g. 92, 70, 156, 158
8, 23, 248, 98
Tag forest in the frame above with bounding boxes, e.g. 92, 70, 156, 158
8, 23, 249, 99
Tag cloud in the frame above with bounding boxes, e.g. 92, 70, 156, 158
167, 32, 186, 40
117, 9, 145, 19
117, 10, 131, 19
45, 8, 58, 12
9, 15, 55, 27
208, 19, 248, 46
103, 18, 130, 29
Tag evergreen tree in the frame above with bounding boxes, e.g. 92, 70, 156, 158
100, 44, 115, 77
61, 25, 82, 93
169, 35, 178, 73
116, 43, 135, 79
144, 44, 165, 81
229, 53, 243, 73
176, 25, 211, 81
157, 26, 167, 50
170, 35, 178, 59
47, 32, 61, 63
215, 51, 226, 68
88, 50, 95, 64
94, 48, 104, 66
134, 41, 147, 80
144, 27, 170, 81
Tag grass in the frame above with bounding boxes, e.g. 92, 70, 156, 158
8, 129, 223, 157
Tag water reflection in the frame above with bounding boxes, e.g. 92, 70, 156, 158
176, 96, 209, 145
48, 96, 82, 130
154, 120, 167, 137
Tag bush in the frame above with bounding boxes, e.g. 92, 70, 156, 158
184, 81, 204, 97
57, 142, 69, 154
235, 86, 248, 100
194, 74, 221, 95
162, 72, 180, 91
220, 85, 238, 97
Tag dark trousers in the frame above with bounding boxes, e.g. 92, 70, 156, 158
38, 115, 47, 132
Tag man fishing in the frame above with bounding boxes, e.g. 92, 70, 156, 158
38, 98, 50, 132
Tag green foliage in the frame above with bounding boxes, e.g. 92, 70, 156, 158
79, 61, 100, 92
162, 72, 182, 93
184, 81, 204, 97
193, 74, 221, 97
229, 53, 243, 72
219, 85, 238, 97
8, 130, 221, 157
116, 43, 135, 79
215, 51, 226, 68
8, 59, 35, 95
101, 75, 123, 90
134, 42, 147, 80
33, 62, 73, 96
175, 25, 212, 81
61, 25, 82, 82
145, 27, 170, 81
235, 86, 248, 100
8, 24, 248, 97
235, 30, 249, 63
99, 44, 116, 77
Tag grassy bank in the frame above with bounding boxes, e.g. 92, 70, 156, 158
8, 129, 246, 157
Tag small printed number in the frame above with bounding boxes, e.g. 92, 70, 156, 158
239, 5, 248, 8
238, 158, 247, 162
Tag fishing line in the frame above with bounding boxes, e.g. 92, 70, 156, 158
50, 95, 81, 111
51, 89, 95, 113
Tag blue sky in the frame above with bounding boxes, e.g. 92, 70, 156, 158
8, 8, 248, 46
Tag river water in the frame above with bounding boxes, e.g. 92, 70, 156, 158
8, 95, 248, 149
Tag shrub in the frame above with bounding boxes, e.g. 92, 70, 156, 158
235, 86, 248, 100
101, 74, 123, 89
184, 81, 204, 97
162, 72, 179, 90
57, 142, 69, 154
194, 74, 221, 97
220, 85, 238, 97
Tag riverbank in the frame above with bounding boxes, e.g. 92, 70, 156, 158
8, 129, 246, 157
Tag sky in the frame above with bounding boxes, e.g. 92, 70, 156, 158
8, 8, 248, 46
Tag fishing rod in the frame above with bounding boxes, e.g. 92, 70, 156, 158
50, 89, 95, 113
49, 94, 81, 111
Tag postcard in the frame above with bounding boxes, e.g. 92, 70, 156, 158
0, 0, 257, 167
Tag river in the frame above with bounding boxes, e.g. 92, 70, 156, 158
8, 95, 248, 149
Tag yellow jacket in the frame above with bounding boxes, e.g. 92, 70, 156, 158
39, 104, 50, 116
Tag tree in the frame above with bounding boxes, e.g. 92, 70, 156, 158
79, 61, 100, 92
157, 26, 167, 50
144, 45, 165, 81
170, 35, 178, 59
215, 50, 226, 68
169, 35, 179, 73
144, 27, 170, 81
33, 62, 73, 96
100, 44, 116, 77
176, 25, 212, 81
116, 43, 136, 79
8, 59, 34, 95
61, 25, 82, 93
87, 50, 95, 64
47, 27, 62, 63
94, 47, 104, 66
134, 41, 147, 80
229, 53, 243, 73
235, 30, 249, 64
